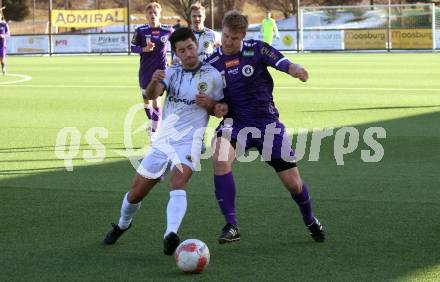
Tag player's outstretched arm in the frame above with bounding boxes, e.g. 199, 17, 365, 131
145, 70, 166, 99
288, 63, 309, 82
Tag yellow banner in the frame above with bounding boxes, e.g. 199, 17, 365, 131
344, 29, 387, 49
51, 8, 126, 28
391, 29, 432, 49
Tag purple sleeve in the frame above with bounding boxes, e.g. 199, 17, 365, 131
258, 41, 292, 73
130, 30, 142, 53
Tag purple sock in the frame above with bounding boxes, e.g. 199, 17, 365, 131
291, 182, 315, 226
144, 105, 153, 120
151, 107, 161, 132
214, 172, 237, 225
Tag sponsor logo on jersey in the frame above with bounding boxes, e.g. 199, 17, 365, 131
225, 59, 240, 68
242, 65, 254, 77
228, 68, 239, 75
261, 46, 279, 61
197, 82, 208, 93
243, 50, 254, 57
152, 30, 160, 35
168, 96, 196, 105
160, 36, 167, 43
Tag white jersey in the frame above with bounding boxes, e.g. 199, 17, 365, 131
154, 62, 223, 148
192, 27, 220, 61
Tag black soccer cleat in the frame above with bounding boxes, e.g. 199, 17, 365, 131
307, 217, 325, 242
163, 232, 180, 255
218, 223, 240, 244
102, 223, 131, 245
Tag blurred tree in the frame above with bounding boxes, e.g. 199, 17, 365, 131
3, 0, 29, 21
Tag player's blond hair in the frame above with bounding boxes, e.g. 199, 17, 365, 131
222, 11, 248, 34
146, 2, 161, 12
190, 3, 206, 14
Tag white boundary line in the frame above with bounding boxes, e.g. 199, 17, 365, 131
1, 84, 440, 92
0, 74, 33, 85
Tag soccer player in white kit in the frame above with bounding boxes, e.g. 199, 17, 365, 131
103, 28, 228, 256
189, 3, 221, 61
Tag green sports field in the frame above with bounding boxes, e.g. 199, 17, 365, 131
1, 53, 440, 281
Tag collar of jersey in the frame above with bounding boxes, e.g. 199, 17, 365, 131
183, 62, 202, 73
192, 27, 205, 34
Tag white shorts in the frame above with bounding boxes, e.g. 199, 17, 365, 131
136, 143, 201, 179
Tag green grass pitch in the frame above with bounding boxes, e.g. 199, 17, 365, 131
1, 53, 440, 281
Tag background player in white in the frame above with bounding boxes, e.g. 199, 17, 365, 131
103, 28, 228, 256
189, 3, 221, 61
171, 3, 220, 65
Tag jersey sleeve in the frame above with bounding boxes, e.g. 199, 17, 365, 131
161, 66, 176, 91
258, 41, 291, 73
210, 69, 224, 101
130, 28, 142, 53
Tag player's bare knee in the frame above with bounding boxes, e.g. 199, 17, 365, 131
286, 178, 302, 195
213, 161, 231, 175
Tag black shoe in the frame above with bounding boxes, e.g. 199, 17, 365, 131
307, 217, 325, 242
218, 223, 240, 244
163, 232, 180, 255
102, 223, 131, 245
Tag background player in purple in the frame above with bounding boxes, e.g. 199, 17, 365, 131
0, 12, 10, 76
131, 2, 173, 140
206, 11, 325, 244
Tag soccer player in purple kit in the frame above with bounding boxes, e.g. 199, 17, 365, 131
206, 11, 325, 244
0, 12, 10, 76
131, 2, 173, 140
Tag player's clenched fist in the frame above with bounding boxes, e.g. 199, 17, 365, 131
289, 64, 309, 82
214, 103, 228, 118
152, 70, 165, 82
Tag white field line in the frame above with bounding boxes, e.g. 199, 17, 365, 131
0, 74, 33, 85
1, 84, 440, 92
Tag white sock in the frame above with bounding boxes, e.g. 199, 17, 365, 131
118, 193, 141, 229
164, 189, 187, 238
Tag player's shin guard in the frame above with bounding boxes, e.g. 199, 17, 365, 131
291, 182, 315, 226
164, 190, 187, 237
214, 172, 237, 225
118, 192, 141, 229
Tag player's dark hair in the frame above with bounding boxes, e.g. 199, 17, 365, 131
169, 27, 197, 51
222, 11, 248, 34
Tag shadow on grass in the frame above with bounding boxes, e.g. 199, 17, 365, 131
1, 112, 440, 281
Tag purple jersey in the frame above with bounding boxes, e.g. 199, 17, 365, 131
131, 24, 173, 89
207, 40, 292, 127
0, 21, 10, 56
207, 40, 295, 160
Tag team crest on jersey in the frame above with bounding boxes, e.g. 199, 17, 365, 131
186, 155, 193, 162
160, 36, 167, 43
197, 82, 208, 93
203, 41, 211, 49
242, 65, 254, 77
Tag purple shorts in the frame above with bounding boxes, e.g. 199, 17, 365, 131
0, 46, 6, 58
216, 119, 296, 162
